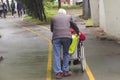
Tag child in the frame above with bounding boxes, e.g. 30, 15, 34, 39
69, 22, 86, 59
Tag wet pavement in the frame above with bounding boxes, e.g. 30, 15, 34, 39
0, 11, 120, 80
0, 17, 49, 80
84, 27, 120, 80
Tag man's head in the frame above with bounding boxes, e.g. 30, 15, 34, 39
58, 8, 66, 14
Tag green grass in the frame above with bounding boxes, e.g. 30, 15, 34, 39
23, 4, 82, 24
86, 18, 93, 26
45, 9, 57, 23
60, 4, 82, 9
24, 16, 45, 24
23, 9, 58, 24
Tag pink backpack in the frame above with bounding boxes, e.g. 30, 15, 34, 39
70, 28, 86, 41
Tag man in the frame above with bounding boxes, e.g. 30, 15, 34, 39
2, 3, 7, 18
17, 1, 23, 17
50, 8, 72, 79
11, 0, 15, 16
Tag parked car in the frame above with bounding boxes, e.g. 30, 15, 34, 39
76, 0, 83, 5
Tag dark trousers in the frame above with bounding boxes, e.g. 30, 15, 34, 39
17, 10, 22, 17
11, 8, 15, 16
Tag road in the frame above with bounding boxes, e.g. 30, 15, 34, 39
0, 14, 120, 80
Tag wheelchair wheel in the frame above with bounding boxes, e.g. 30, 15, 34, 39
80, 45, 86, 72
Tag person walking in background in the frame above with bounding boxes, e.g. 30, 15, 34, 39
50, 8, 72, 79
11, 0, 15, 17
0, 2, 3, 18
17, 1, 23, 17
2, 3, 7, 18
22, 6, 25, 14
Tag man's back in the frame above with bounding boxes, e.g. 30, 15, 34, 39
3, 3, 7, 10
51, 14, 72, 39
17, 2, 23, 10
11, 2, 15, 9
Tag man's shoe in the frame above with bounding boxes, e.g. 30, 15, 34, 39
56, 72, 63, 79
63, 71, 72, 77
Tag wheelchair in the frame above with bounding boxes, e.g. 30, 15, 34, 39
70, 39, 86, 72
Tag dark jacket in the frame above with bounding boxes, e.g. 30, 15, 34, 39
11, 2, 15, 9
17, 2, 23, 10
2, 3, 7, 13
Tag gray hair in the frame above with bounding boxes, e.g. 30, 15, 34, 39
58, 8, 66, 14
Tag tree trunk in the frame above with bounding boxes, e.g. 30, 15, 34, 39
40, 0, 47, 21
83, 0, 91, 19
6, 0, 11, 11
16, 0, 47, 22
58, 0, 61, 9
35, 0, 41, 20
1, 0, 3, 3
35, 0, 46, 21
